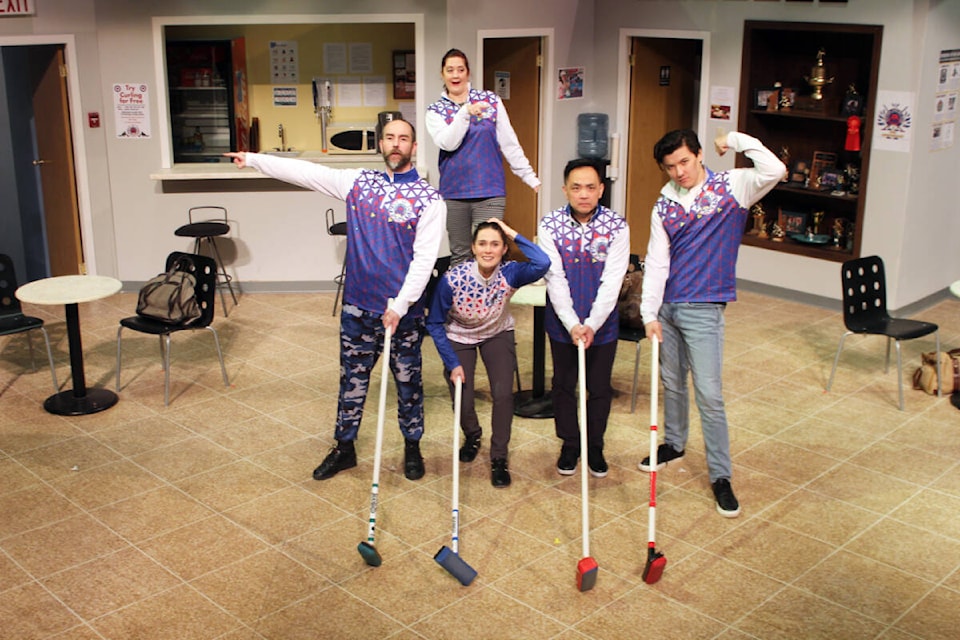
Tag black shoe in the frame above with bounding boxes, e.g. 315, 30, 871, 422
312, 442, 357, 480
556, 446, 579, 476
712, 478, 741, 518
404, 438, 424, 480
638, 444, 685, 472
491, 458, 511, 488
587, 446, 608, 478
459, 432, 482, 463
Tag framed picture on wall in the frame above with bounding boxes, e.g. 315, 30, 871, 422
393, 50, 415, 99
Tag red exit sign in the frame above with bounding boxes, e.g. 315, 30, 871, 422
0, 1, 34, 16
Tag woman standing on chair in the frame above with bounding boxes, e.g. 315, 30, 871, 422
426, 48, 540, 266
426, 218, 549, 488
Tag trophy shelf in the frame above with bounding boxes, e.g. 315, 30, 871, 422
749, 109, 851, 124
737, 20, 883, 262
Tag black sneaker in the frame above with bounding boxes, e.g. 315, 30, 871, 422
312, 442, 357, 480
459, 432, 482, 463
638, 444, 685, 472
556, 446, 579, 476
587, 447, 608, 478
404, 438, 424, 480
712, 478, 741, 518
491, 458, 511, 488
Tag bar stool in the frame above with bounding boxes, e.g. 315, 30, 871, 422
174, 206, 238, 316
326, 208, 347, 316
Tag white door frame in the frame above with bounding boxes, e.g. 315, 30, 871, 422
614, 28, 711, 213
477, 28, 553, 224
0, 34, 97, 274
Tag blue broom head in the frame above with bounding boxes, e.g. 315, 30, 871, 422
357, 541, 382, 567
576, 556, 598, 592
434, 546, 478, 586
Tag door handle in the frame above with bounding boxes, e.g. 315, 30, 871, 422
32, 159, 47, 166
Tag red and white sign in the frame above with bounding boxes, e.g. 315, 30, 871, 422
0, 1, 35, 16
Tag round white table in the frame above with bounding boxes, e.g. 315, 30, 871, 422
510, 281, 553, 419
16, 275, 122, 415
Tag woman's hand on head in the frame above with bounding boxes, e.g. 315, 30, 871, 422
488, 217, 517, 240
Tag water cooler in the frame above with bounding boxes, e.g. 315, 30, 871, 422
577, 113, 612, 208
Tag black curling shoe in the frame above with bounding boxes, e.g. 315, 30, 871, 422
312, 442, 357, 480
491, 458, 511, 488
404, 438, 425, 480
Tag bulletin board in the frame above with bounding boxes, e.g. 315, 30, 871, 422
393, 50, 415, 99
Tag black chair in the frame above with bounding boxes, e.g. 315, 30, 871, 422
174, 206, 238, 316
424, 255, 451, 311
116, 252, 229, 406
326, 208, 348, 316
617, 254, 645, 412
0, 254, 58, 392
826, 255, 940, 410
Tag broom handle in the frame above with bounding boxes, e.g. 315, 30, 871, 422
365, 324, 392, 544
451, 378, 463, 554
578, 339, 589, 559
648, 338, 659, 546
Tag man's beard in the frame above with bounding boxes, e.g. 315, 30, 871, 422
383, 148, 411, 171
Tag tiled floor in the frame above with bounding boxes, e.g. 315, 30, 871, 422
1, 288, 959, 639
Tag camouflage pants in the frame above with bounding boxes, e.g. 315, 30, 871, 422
335, 304, 425, 442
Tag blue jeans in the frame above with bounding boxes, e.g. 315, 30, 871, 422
335, 304, 425, 443
659, 302, 730, 482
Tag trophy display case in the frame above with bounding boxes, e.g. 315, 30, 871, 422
737, 21, 883, 261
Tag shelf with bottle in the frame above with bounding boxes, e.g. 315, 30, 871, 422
737, 20, 881, 261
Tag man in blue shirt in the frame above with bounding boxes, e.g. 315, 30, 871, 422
226, 119, 445, 482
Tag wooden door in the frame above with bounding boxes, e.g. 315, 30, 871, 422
483, 37, 541, 244
625, 37, 701, 256
33, 47, 83, 275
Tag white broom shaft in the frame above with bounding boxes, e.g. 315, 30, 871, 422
451, 378, 462, 554
366, 325, 392, 540
578, 339, 590, 559
648, 338, 659, 545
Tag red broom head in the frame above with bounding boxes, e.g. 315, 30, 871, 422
642, 548, 666, 584
577, 556, 598, 591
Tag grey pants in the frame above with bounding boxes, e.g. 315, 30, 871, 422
445, 196, 506, 266
444, 330, 516, 460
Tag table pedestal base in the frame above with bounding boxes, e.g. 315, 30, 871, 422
513, 390, 553, 419
44, 388, 119, 416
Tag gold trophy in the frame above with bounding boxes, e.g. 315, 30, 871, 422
804, 48, 834, 101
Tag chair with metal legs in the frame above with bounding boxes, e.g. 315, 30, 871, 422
617, 254, 645, 412
826, 255, 940, 410
0, 254, 58, 392
116, 252, 229, 406
326, 208, 348, 316
174, 206, 238, 316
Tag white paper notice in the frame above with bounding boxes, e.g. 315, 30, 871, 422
873, 90, 914, 153
349, 43, 373, 74
709, 85, 735, 121
495, 71, 510, 100
324, 43, 347, 75
398, 101, 417, 124
362, 76, 386, 107
113, 83, 150, 138
270, 41, 299, 84
273, 87, 298, 107
337, 77, 363, 107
